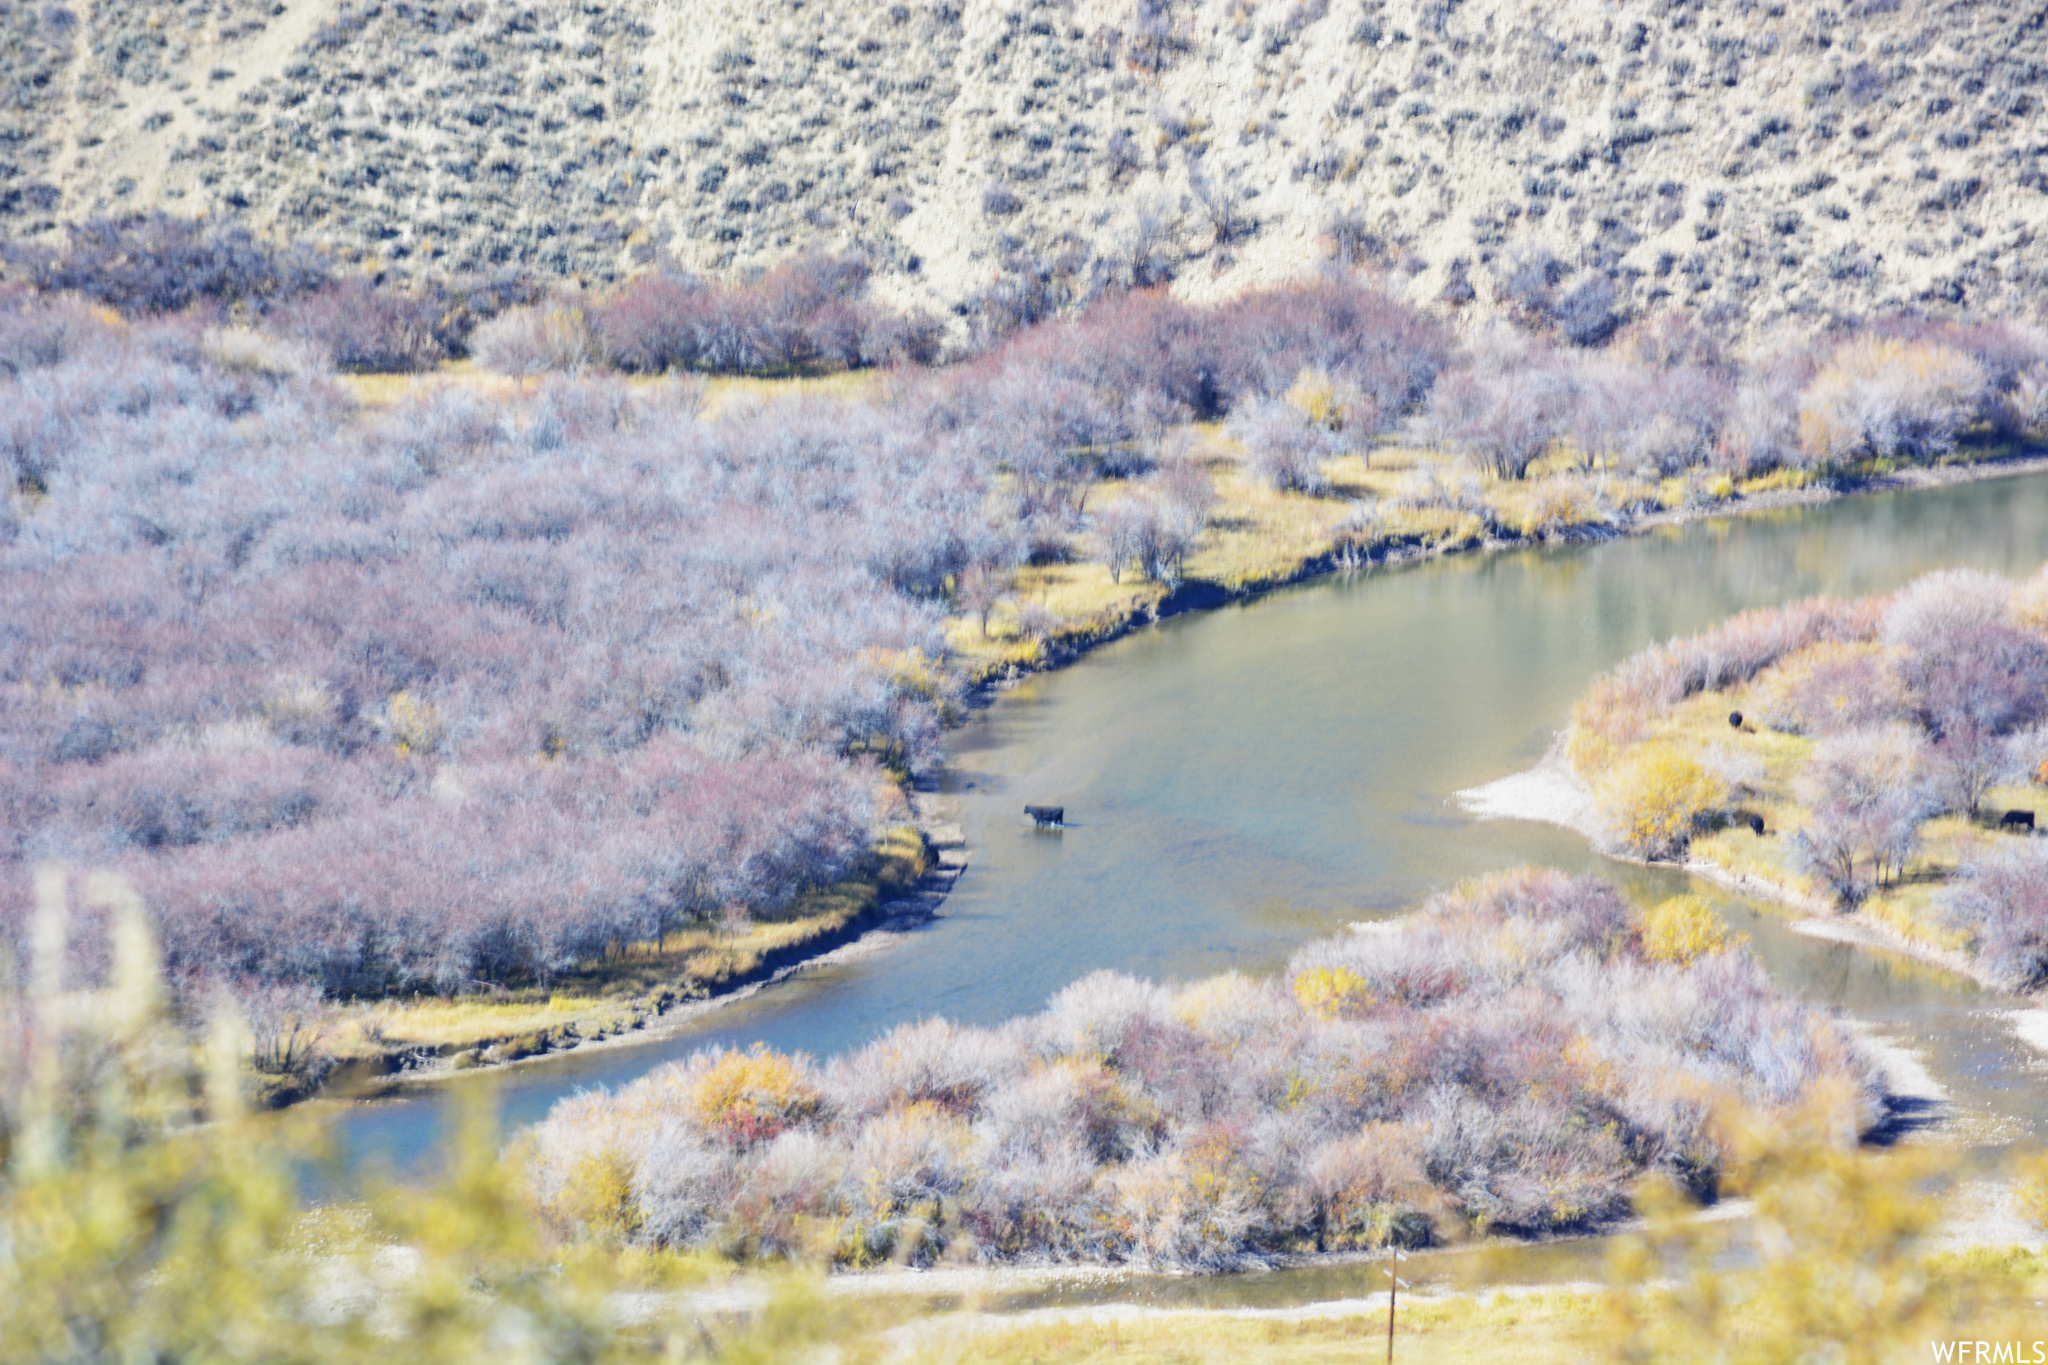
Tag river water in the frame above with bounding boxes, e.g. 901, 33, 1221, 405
332, 473, 2048, 1233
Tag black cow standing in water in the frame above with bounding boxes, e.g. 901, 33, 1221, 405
1025, 805, 1065, 828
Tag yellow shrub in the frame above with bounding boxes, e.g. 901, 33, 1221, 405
548, 1149, 642, 1243
1639, 895, 1741, 965
1705, 474, 1735, 501
1283, 367, 1346, 430
1599, 742, 1727, 858
1292, 965, 1375, 1020
860, 647, 952, 713
689, 1046, 819, 1142
1522, 479, 1600, 537
2014, 565, 2048, 636
382, 690, 446, 756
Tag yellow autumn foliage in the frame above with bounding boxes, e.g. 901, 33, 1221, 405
1639, 894, 1742, 966
2013, 565, 2048, 635
1599, 742, 1727, 858
1292, 965, 1375, 1020
383, 690, 446, 755
1283, 367, 1347, 430
689, 1045, 819, 1140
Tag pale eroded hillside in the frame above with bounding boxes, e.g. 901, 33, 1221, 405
4, 0, 2045, 330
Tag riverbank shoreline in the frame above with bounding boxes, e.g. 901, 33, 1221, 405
310, 803, 970, 1109
969, 446, 2048, 705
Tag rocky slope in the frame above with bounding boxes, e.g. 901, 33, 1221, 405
4, 0, 2045, 330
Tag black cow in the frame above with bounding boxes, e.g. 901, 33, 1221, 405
1746, 813, 1765, 836
1025, 805, 1065, 828
2002, 809, 2036, 832
1729, 711, 1744, 729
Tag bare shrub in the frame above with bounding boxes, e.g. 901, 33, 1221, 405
1883, 567, 2011, 651
198, 325, 325, 380
1096, 479, 1201, 586
0, 290, 108, 377
1227, 400, 1335, 493
1562, 354, 1729, 475
1209, 277, 1447, 424
1750, 643, 1911, 735
237, 978, 330, 1084
1717, 356, 1811, 476
1797, 337, 1987, 464
955, 561, 1008, 637
275, 278, 447, 373
470, 302, 602, 376
588, 273, 703, 373
1795, 725, 1937, 897
1421, 361, 1574, 480
1941, 846, 2048, 990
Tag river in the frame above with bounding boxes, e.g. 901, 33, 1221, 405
331, 471, 2048, 1213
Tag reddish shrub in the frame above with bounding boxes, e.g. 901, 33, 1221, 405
275, 278, 448, 373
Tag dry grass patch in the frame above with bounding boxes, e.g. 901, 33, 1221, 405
883, 1290, 1612, 1365
336, 364, 874, 413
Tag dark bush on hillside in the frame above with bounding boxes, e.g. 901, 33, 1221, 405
1553, 274, 1623, 347
0, 297, 1009, 995
2, 213, 332, 314
527, 868, 1879, 1268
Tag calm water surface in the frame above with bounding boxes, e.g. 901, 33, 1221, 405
333, 474, 2048, 1227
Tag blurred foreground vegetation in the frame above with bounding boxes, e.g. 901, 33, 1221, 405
13, 869, 2048, 1365
0, 869, 886, 1365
